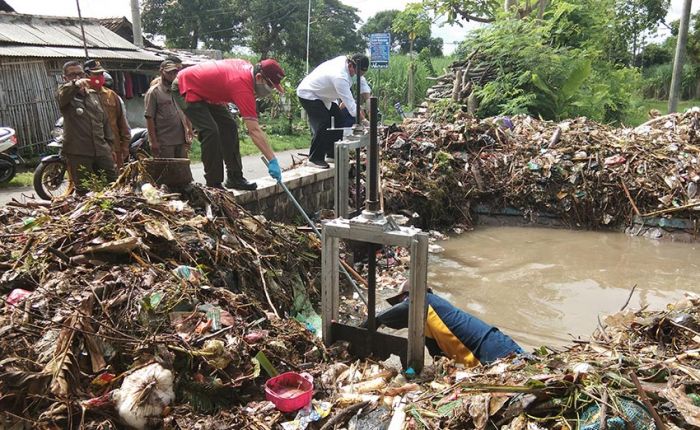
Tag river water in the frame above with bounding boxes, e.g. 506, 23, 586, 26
429, 226, 700, 351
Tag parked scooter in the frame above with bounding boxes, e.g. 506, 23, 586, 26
0, 126, 24, 183
33, 117, 150, 200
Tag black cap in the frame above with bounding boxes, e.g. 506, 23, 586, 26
84, 59, 106, 74
165, 55, 182, 64
349, 53, 369, 72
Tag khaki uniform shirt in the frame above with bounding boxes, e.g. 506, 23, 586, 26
144, 81, 187, 146
97, 87, 130, 155
57, 82, 113, 158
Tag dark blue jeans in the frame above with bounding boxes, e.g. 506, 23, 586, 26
339, 107, 356, 127
299, 97, 343, 161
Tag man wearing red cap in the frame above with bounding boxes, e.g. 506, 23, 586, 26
172, 58, 285, 190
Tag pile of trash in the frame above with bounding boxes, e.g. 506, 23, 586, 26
301, 295, 699, 430
382, 110, 700, 231
2, 164, 698, 429
0, 167, 327, 429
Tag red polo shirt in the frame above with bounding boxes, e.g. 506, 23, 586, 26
177, 59, 258, 120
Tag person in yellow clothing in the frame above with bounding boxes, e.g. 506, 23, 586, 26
371, 282, 524, 367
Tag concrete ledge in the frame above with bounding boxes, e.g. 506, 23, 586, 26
230, 164, 336, 222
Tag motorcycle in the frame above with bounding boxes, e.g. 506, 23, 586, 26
0, 126, 24, 183
33, 117, 150, 200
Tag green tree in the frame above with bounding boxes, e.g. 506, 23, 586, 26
306, 0, 364, 65
456, 3, 641, 122
393, 4, 432, 54
360, 10, 402, 50
614, 0, 669, 66
641, 41, 674, 68
422, 0, 553, 24
360, 9, 443, 55
685, 12, 700, 65
422, 0, 501, 24
141, 0, 244, 50
241, 0, 309, 60
393, 3, 433, 106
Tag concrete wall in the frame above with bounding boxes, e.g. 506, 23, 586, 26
231, 166, 335, 222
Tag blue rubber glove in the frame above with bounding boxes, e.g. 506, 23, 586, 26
267, 158, 282, 182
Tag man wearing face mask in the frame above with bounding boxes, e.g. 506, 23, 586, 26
172, 58, 285, 190
84, 59, 131, 170
57, 60, 116, 195
297, 53, 369, 169
144, 60, 193, 158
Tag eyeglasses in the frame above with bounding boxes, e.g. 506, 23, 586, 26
65, 71, 85, 79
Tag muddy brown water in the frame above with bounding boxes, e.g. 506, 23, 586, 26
428, 226, 700, 351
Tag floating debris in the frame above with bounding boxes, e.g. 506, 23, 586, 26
383, 111, 700, 232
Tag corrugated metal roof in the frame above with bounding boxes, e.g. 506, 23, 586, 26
144, 47, 220, 65
0, 45, 162, 61
0, 13, 138, 50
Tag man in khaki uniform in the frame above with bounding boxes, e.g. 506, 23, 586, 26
84, 59, 130, 169
144, 60, 192, 158
57, 60, 116, 195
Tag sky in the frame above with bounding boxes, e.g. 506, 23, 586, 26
7, 0, 700, 54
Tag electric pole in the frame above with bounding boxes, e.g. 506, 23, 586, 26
130, 0, 144, 48
669, 0, 693, 113
75, 0, 89, 59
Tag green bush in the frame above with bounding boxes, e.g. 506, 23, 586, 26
363, 54, 454, 114
454, 3, 644, 124
641, 63, 700, 100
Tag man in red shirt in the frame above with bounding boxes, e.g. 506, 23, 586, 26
172, 58, 284, 190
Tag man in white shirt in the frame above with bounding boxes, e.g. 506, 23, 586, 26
339, 76, 371, 127
297, 54, 369, 168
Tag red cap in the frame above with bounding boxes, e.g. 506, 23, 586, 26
260, 58, 285, 93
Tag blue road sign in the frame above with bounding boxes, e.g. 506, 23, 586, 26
369, 33, 391, 69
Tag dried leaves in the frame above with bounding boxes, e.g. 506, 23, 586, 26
0, 181, 324, 428
383, 110, 700, 232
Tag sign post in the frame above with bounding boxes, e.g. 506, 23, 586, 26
369, 33, 391, 69
369, 33, 391, 114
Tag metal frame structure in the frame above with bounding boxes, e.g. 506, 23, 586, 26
321, 97, 430, 372
333, 132, 368, 219
321, 219, 428, 371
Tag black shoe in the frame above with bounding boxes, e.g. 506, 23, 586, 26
207, 183, 225, 189
225, 177, 258, 191
306, 159, 330, 169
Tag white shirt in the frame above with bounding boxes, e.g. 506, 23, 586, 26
360, 76, 371, 95
297, 55, 358, 118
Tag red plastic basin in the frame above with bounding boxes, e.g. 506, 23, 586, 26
265, 371, 314, 413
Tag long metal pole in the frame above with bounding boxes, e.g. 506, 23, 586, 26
355, 66, 362, 214
367, 97, 379, 212
365, 96, 379, 331
75, 0, 89, 59
356, 69, 361, 123
669, 0, 693, 113
366, 243, 376, 331
260, 157, 368, 306
305, 0, 311, 74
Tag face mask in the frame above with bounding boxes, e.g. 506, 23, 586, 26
89, 74, 105, 90
254, 80, 274, 98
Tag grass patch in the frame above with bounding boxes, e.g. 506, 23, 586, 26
188, 132, 310, 162
248, 134, 309, 156
624, 99, 700, 126
0, 171, 33, 188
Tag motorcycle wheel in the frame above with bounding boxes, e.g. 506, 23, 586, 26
34, 160, 71, 200
0, 155, 15, 183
